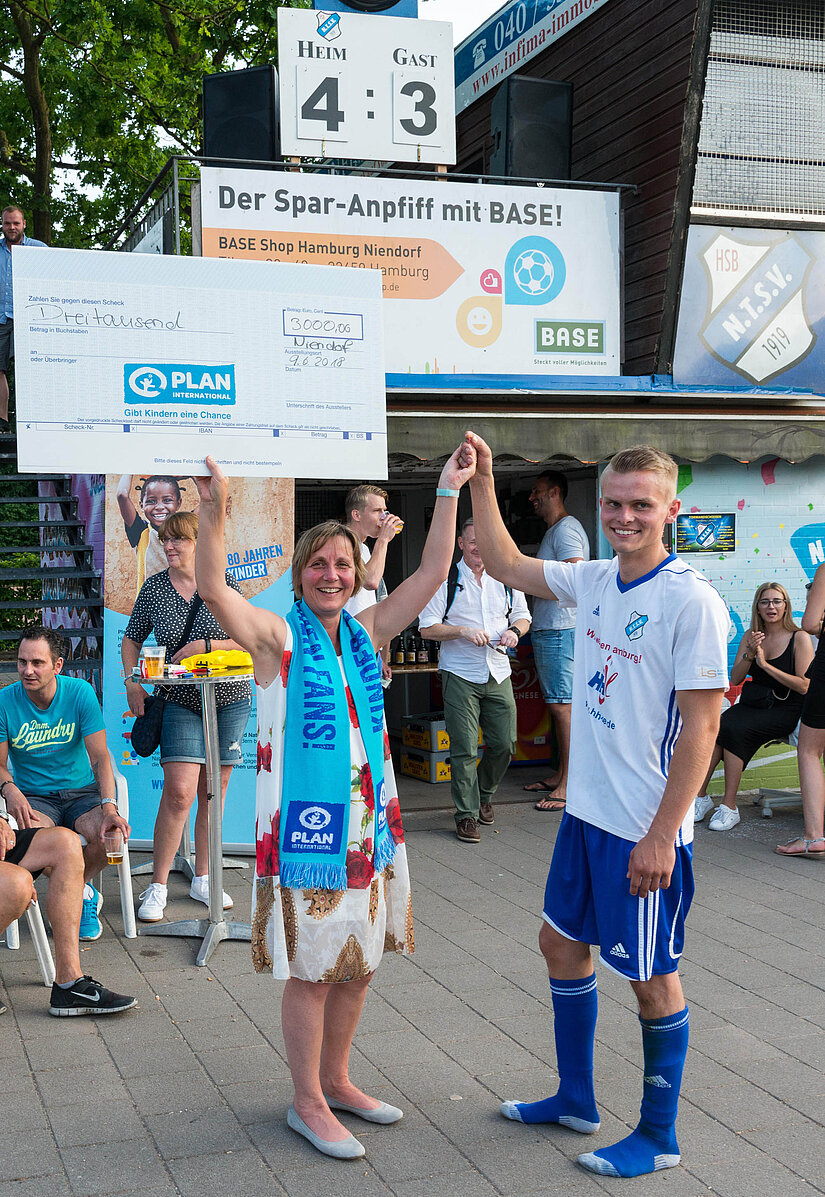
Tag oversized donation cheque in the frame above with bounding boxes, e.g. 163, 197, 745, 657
12, 246, 386, 479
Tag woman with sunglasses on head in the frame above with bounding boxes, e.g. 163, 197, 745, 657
694, 582, 812, 832
779, 564, 825, 857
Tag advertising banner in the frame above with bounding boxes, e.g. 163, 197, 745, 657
201, 167, 620, 376
103, 472, 293, 848
13, 247, 386, 478
673, 225, 825, 391
39, 474, 105, 694
454, 0, 612, 113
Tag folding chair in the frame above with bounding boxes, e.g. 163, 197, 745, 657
1, 814, 56, 987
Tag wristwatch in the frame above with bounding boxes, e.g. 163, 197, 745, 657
204, 636, 212, 653
0, 810, 9, 823
0, 779, 13, 800
509, 626, 522, 639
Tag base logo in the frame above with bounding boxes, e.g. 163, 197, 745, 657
124, 363, 236, 405
535, 320, 604, 354
698, 231, 816, 384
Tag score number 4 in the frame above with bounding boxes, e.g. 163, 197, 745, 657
296, 66, 441, 146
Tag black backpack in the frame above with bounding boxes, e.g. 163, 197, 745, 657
443, 561, 513, 622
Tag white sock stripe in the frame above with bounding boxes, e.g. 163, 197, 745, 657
650, 890, 659, 980
550, 976, 597, 998
644, 1008, 690, 1032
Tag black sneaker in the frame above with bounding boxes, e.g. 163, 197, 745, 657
49, 975, 137, 1017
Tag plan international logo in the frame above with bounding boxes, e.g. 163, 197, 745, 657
124, 364, 236, 405
698, 231, 816, 385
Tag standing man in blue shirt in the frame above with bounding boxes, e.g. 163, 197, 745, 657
0, 627, 129, 940
0, 205, 47, 432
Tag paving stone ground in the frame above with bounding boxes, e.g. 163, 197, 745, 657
1, 775, 823, 1196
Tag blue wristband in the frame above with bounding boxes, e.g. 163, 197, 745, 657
436, 487, 460, 498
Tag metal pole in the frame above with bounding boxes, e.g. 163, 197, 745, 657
201, 678, 224, 927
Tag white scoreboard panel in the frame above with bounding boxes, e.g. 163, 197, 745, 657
278, 7, 455, 165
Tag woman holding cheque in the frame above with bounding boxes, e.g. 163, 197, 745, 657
193, 449, 475, 1161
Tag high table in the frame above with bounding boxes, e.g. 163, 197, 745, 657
133, 668, 254, 966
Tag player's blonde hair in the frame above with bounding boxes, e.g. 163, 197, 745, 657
603, 445, 679, 500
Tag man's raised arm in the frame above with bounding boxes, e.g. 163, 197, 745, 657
463, 432, 558, 601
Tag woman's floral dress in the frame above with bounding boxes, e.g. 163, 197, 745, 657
251, 624, 413, 982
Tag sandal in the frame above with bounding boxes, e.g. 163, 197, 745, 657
535, 797, 566, 812
523, 780, 557, 793
774, 836, 825, 859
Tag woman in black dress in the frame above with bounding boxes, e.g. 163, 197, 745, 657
777, 566, 825, 857
694, 582, 812, 832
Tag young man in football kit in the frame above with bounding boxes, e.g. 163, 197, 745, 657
462, 433, 729, 1179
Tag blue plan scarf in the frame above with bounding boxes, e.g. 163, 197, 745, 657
280, 599, 393, 890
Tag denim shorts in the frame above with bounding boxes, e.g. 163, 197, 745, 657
532, 627, 575, 703
160, 697, 251, 766
28, 783, 102, 828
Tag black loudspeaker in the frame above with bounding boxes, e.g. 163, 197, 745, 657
203, 65, 279, 164
490, 76, 573, 181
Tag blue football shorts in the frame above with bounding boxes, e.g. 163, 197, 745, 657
543, 811, 694, 981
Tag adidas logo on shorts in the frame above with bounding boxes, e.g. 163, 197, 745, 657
644, 1075, 671, 1088
609, 942, 630, 959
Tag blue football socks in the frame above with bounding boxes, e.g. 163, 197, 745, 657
501, 973, 600, 1133
579, 1005, 689, 1177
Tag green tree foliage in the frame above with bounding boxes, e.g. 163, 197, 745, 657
0, 0, 307, 247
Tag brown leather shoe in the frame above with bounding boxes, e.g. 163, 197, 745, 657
478, 803, 494, 825
456, 817, 480, 843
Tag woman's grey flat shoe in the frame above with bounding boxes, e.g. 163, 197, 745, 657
324, 1096, 404, 1124
287, 1105, 366, 1159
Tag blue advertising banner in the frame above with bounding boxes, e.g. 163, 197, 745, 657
103, 473, 294, 850
673, 225, 825, 391
454, 0, 611, 113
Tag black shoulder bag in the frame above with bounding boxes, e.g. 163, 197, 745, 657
131, 596, 204, 758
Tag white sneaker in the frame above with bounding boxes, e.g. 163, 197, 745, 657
708, 804, 740, 831
189, 874, 233, 910
694, 794, 715, 823
138, 883, 168, 922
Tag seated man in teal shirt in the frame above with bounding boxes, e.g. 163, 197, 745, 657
0, 627, 129, 941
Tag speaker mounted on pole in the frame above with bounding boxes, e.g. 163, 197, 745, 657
490, 75, 573, 181
203, 64, 280, 166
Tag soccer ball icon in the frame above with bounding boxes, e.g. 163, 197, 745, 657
513, 248, 555, 296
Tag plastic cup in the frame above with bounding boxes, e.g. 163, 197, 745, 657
140, 646, 166, 678
104, 830, 124, 866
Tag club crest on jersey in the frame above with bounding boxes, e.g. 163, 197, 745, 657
587, 655, 618, 705
625, 611, 648, 641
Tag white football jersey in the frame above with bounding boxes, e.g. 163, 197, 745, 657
543, 555, 730, 845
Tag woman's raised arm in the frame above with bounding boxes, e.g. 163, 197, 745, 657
193, 458, 286, 685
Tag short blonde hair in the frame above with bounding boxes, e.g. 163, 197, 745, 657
291, 521, 364, 600
344, 483, 388, 520
750, 581, 798, 635
159, 510, 198, 542
603, 445, 679, 500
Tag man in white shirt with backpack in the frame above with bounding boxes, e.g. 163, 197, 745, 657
419, 518, 531, 843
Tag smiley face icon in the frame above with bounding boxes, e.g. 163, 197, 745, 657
456, 296, 502, 347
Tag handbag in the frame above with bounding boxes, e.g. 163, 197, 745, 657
130, 596, 204, 758
739, 681, 791, 710
739, 683, 775, 710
